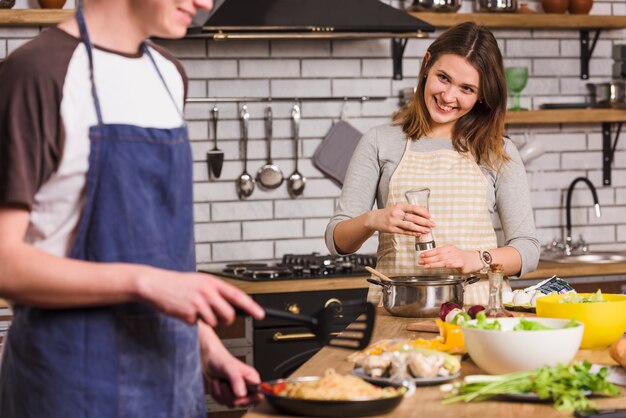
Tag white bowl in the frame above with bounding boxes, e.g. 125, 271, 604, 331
461, 317, 584, 375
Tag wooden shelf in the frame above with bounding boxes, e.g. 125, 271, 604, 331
2, 9, 626, 29
411, 12, 626, 29
0, 9, 72, 25
505, 108, 626, 124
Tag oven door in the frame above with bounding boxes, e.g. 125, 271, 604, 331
253, 288, 368, 380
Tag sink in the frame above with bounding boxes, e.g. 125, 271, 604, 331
540, 252, 626, 264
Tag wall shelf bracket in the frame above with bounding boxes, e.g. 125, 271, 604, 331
392, 38, 408, 81
602, 121, 622, 186
580, 29, 601, 80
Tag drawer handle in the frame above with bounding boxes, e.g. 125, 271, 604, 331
272, 331, 340, 342
286, 303, 300, 315
324, 298, 343, 318
324, 298, 342, 309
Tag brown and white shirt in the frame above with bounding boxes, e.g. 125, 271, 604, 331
0, 27, 188, 258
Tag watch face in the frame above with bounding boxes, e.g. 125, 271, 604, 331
482, 251, 493, 264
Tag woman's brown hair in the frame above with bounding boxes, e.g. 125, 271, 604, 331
393, 22, 508, 169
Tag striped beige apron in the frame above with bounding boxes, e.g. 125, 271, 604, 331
370, 138, 499, 307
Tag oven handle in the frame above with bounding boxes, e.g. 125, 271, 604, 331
272, 331, 341, 342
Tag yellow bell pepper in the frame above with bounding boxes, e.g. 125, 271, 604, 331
407, 319, 466, 354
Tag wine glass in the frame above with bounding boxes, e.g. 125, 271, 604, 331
505, 67, 529, 111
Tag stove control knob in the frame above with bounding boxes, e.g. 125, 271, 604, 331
325, 264, 336, 275
341, 261, 353, 272
309, 264, 321, 275
292, 265, 304, 276
286, 303, 300, 315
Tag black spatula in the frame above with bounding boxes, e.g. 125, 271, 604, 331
259, 300, 376, 350
206, 105, 224, 179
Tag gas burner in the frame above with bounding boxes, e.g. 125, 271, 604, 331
224, 263, 268, 275
243, 267, 292, 280
206, 252, 377, 281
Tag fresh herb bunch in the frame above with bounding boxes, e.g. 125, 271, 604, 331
442, 361, 620, 411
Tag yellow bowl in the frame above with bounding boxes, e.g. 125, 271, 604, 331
536, 293, 626, 349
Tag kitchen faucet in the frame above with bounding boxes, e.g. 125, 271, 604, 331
564, 177, 601, 255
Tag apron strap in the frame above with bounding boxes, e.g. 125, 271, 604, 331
142, 42, 185, 121
75, 7, 185, 125
75, 6, 104, 125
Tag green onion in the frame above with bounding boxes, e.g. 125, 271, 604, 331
442, 361, 620, 411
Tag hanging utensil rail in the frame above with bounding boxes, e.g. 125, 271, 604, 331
187, 96, 387, 103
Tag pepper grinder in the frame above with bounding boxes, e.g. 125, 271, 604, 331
484, 263, 513, 318
405, 188, 436, 251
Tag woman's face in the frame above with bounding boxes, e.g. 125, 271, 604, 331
423, 54, 480, 137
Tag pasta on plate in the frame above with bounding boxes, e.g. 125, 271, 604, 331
277, 369, 402, 400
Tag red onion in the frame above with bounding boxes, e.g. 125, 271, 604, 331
439, 301, 462, 321
467, 305, 486, 319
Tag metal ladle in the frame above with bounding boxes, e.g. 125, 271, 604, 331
287, 103, 306, 197
236, 104, 255, 199
256, 105, 284, 190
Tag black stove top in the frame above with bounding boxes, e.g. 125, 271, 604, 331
204, 253, 377, 281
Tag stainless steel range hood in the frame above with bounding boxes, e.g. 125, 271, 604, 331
187, 0, 435, 40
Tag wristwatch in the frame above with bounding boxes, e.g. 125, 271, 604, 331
478, 250, 493, 273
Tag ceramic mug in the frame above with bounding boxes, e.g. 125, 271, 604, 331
518, 139, 545, 164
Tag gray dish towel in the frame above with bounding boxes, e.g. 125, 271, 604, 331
313, 121, 362, 187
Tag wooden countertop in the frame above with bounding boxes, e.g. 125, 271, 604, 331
245, 310, 626, 418
222, 261, 626, 295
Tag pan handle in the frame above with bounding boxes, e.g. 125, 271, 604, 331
366, 278, 389, 288
463, 275, 480, 286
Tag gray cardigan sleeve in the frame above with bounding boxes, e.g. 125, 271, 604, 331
325, 128, 382, 255
495, 140, 541, 277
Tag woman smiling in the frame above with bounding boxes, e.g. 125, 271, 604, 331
326, 22, 540, 305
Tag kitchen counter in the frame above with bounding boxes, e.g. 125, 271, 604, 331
221, 261, 626, 295
244, 310, 626, 418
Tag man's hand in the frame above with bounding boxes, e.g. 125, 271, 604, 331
137, 270, 265, 326
198, 322, 263, 408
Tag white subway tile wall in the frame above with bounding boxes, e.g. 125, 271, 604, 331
4, 2, 626, 271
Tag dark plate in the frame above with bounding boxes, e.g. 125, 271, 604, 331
503, 303, 536, 313
259, 376, 404, 417
539, 102, 592, 109
503, 390, 591, 402
352, 368, 461, 387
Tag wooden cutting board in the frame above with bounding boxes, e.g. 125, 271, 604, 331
406, 319, 439, 333
575, 349, 619, 365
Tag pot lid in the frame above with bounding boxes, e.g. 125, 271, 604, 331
387, 275, 475, 285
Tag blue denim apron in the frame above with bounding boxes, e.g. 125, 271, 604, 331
0, 8, 205, 418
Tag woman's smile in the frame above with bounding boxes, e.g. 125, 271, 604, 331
423, 53, 480, 137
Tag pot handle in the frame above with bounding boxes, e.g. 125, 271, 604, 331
463, 275, 480, 286
366, 278, 388, 288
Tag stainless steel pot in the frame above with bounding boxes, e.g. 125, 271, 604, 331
475, 0, 518, 12
586, 81, 626, 109
410, 0, 461, 13
367, 275, 479, 318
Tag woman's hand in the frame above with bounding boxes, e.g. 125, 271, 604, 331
199, 323, 264, 408
136, 268, 265, 326
365, 203, 435, 236
418, 245, 483, 273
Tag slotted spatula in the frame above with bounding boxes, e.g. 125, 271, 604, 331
206, 105, 224, 179
259, 299, 376, 350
